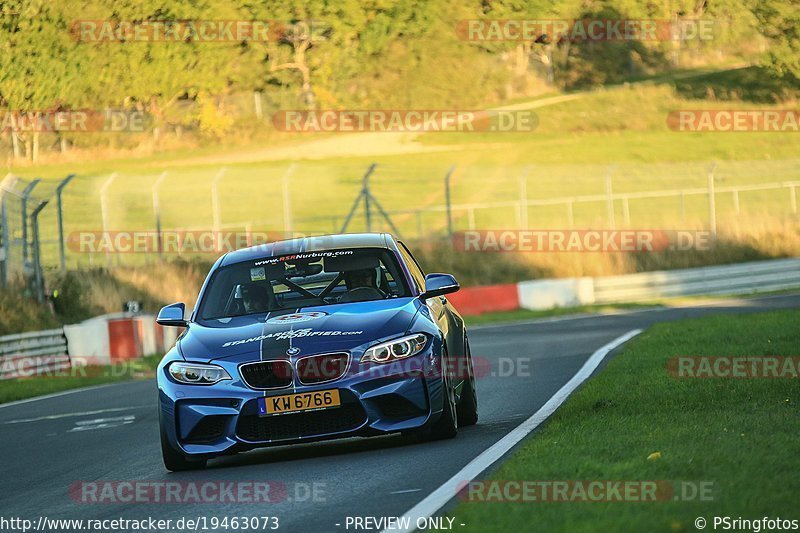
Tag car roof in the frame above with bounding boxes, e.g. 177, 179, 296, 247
220, 232, 399, 266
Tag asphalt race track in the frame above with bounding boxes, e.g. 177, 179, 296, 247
2, 294, 798, 533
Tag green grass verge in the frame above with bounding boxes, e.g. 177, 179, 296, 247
449, 309, 800, 531
0, 354, 162, 405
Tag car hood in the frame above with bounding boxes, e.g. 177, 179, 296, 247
179, 297, 422, 364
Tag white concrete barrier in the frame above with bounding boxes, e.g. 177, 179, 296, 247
516, 257, 800, 310
134, 315, 158, 356
161, 326, 181, 353
66, 313, 168, 364
64, 319, 111, 366
517, 277, 595, 310
592, 257, 800, 303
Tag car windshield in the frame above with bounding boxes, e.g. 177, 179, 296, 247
198, 248, 411, 320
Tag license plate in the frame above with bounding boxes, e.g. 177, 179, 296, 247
258, 389, 341, 416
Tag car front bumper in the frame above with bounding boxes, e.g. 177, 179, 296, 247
157, 347, 448, 458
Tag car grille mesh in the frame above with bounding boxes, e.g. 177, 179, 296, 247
240, 360, 293, 389
186, 415, 226, 443
296, 353, 349, 384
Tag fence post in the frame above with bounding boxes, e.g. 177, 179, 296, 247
152, 171, 168, 261
790, 185, 797, 214
253, 91, 263, 120
0, 173, 13, 286
340, 163, 377, 233
30, 200, 49, 303
707, 162, 717, 235
732, 189, 740, 215
244, 222, 253, 246
605, 166, 615, 230
55, 174, 75, 272
282, 163, 296, 237
363, 169, 372, 232
622, 197, 631, 226
99, 173, 117, 267
444, 166, 455, 238
519, 166, 530, 229
20, 179, 41, 267
0, 190, 7, 286
211, 167, 226, 238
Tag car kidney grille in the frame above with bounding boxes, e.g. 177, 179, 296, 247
296, 353, 349, 384
240, 360, 293, 389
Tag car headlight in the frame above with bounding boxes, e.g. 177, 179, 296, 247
168, 362, 231, 385
361, 334, 428, 364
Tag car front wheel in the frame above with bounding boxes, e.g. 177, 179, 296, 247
456, 337, 479, 426
427, 349, 458, 440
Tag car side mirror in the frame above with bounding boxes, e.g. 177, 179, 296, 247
420, 273, 460, 300
157, 302, 188, 327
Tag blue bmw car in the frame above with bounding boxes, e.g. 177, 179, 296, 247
156, 233, 478, 471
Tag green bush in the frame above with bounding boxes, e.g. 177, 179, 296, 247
0, 285, 60, 335
49, 271, 96, 324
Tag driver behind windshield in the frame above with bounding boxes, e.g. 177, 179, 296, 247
345, 268, 378, 290
240, 283, 270, 313
339, 267, 384, 303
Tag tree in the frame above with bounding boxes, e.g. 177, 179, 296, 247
750, 0, 799, 81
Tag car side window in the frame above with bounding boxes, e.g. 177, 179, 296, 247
398, 242, 426, 293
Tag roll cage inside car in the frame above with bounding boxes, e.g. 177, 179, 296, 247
197, 247, 413, 321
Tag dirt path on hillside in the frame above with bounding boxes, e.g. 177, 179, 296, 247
162, 64, 751, 168
167, 93, 589, 167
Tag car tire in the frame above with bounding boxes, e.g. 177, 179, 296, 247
456, 337, 479, 426
427, 349, 458, 440
160, 418, 207, 472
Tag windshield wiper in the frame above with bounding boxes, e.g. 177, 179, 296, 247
204, 310, 271, 320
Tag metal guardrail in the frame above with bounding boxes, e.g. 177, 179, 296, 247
593, 258, 800, 303
0, 327, 70, 380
